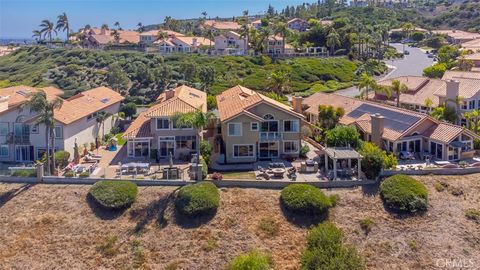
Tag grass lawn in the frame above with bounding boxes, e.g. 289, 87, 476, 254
115, 133, 126, 146
220, 171, 256, 180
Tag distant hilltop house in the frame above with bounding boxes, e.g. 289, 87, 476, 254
202, 20, 242, 32
287, 18, 308, 32
0, 85, 123, 162
122, 85, 206, 160
81, 27, 140, 48
266, 35, 294, 55
139, 30, 185, 46
432, 29, 480, 44
155, 36, 213, 54
302, 92, 479, 162
375, 71, 480, 127
214, 31, 248, 55
351, 0, 411, 8
461, 39, 480, 53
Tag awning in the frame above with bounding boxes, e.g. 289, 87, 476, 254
449, 141, 468, 148
324, 147, 362, 159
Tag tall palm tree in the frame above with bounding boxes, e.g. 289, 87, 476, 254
203, 28, 215, 51
137, 22, 145, 33
239, 22, 250, 55
25, 91, 63, 175
201, 11, 208, 19
326, 29, 340, 56
56, 12, 70, 41
358, 73, 377, 100
32, 30, 42, 42
39, 19, 56, 42
96, 111, 112, 140
463, 110, 480, 133
391, 79, 408, 107
156, 30, 169, 41
273, 22, 289, 55
173, 110, 215, 180
258, 26, 271, 54
267, 70, 290, 95
101, 24, 109, 31
111, 29, 121, 43
114, 21, 121, 30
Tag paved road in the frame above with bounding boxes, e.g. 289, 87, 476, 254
336, 43, 435, 97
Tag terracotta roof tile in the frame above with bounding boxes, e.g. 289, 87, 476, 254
377, 76, 443, 107
203, 20, 241, 30
442, 70, 480, 80
0, 85, 63, 112
123, 111, 151, 139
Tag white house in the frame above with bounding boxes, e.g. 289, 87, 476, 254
214, 31, 248, 55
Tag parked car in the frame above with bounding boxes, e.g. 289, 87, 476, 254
427, 53, 435, 58
399, 151, 415, 160
404, 50, 410, 55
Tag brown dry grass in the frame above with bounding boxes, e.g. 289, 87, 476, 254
0, 174, 479, 270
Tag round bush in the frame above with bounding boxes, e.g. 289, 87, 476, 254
380, 174, 428, 213
175, 182, 220, 216
281, 184, 332, 214
228, 250, 272, 270
89, 180, 138, 209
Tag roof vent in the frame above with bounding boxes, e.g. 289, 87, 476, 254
16, 90, 31, 96
100, 98, 110, 104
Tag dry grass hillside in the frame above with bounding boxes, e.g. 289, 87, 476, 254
0, 174, 479, 270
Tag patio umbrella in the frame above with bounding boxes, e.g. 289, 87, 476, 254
168, 151, 173, 168
73, 141, 80, 164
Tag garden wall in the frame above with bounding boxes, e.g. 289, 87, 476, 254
382, 167, 480, 176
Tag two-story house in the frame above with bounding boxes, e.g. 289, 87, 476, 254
287, 18, 308, 32
214, 31, 248, 55
155, 36, 212, 54
0, 85, 124, 163
122, 85, 206, 160
216, 85, 305, 164
266, 35, 294, 55
139, 30, 184, 46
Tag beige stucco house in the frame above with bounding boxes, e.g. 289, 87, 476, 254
0, 85, 124, 163
123, 85, 206, 160
214, 31, 248, 55
216, 86, 305, 164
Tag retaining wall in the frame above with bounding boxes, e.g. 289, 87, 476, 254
382, 167, 480, 177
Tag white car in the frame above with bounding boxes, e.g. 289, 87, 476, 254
399, 151, 415, 160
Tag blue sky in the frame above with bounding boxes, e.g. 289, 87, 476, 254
0, 0, 312, 39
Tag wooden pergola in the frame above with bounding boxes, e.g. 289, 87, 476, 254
324, 147, 362, 180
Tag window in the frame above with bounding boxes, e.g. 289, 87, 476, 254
284, 120, 299, 132
251, 122, 259, 131
261, 121, 278, 132
54, 126, 63, 139
228, 123, 242, 136
284, 141, 299, 153
263, 114, 275, 120
156, 118, 170, 130
462, 101, 468, 110
460, 118, 467, 127
30, 124, 39, 134
0, 123, 8, 136
0, 145, 8, 157
469, 100, 476, 110
233, 145, 254, 157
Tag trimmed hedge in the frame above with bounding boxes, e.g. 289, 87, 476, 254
281, 184, 332, 214
227, 250, 272, 270
11, 169, 36, 177
380, 174, 428, 213
301, 222, 364, 270
89, 180, 138, 209
175, 182, 220, 216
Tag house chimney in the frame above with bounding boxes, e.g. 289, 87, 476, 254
445, 79, 460, 110
292, 96, 303, 113
192, 38, 198, 47
0, 95, 9, 113
100, 28, 106, 35
165, 89, 175, 100
370, 113, 385, 149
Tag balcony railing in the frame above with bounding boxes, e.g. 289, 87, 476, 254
260, 132, 282, 141
6, 133, 30, 144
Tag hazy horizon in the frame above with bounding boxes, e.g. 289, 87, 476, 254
0, 0, 314, 39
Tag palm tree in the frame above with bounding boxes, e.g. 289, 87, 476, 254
137, 22, 145, 33
358, 73, 377, 100
201, 11, 208, 19
111, 29, 121, 43
56, 12, 70, 41
463, 110, 480, 133
273, 22, 289, 55
173, 110, 215, 180
267, 70, 290, 95
446, 95, 464, 114
39, 19, 56, 42
32, 30, 42, 42
101, 24, 109, 31
114, 21, 121, 30
239, 22, 250, 55
424, 98, 433, 112
203, 28, 215, 51
156, 30, 169, 41
258, 26, 271, 54
458, 55, 474, 71
25, 91, 63, 175
391, 80, 408, 107
96, 111, 112, 140
326, 29, 340, 56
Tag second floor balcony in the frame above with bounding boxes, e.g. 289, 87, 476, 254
260, 132, 282, 141
6, 133, 30, 144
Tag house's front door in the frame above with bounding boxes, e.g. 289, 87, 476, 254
259, 142, 279, 159
15, 146, 34, 162
159, 137, 175, 158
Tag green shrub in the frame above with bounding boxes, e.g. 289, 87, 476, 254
79, 171, 90, 178
423, 63, 447, 78
325, 125, 361, 148
228, 250, 272, 270
96, 235, 119, 256
359, 142, 385, 180
200, 140, 212, 166
465, 209, 480, 223
175, 182, 219, 216
301, 222, 364, 270
434, 181, 448, 192
54, 150, 70, 168
359, 218, 374, 235
299, 144, 310, 158
257, 217, 279, 237
281, 184, 332, 214
200, 156, 208, 180
89, 180, 138, 209
64, 171, 74, 177
11, 169, 36, 177
380, 174, 428, 213
383, 153, 398, 169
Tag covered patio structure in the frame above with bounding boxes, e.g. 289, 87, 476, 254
324, 147, 362, 180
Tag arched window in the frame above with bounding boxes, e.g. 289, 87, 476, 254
15, 115, 26, 123
263, 114, 274, 120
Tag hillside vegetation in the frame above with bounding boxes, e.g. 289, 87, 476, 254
0, 46, 360, 105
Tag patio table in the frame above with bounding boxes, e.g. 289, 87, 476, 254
271, 168, 285, 178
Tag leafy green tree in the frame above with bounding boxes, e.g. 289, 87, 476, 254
180, 61, 197, 81
431, 105, 457, 123
317, 105, 345, 129
267, 69, 290, 95
437, 45, 460, 65
325, 126, 361, 148
273, 21, 290, 54
458, 55, 474, 71
463, 110, 480, 133
199, 66, 215, 91
106, 64, 130, 93
120, 102, 137, 118
359, 142, 385, 180
410, 31, 424, 42
26, 91, 63, 175
423, 63, 447, 78
96, 111, 112, 140
326, 28, 341, 56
